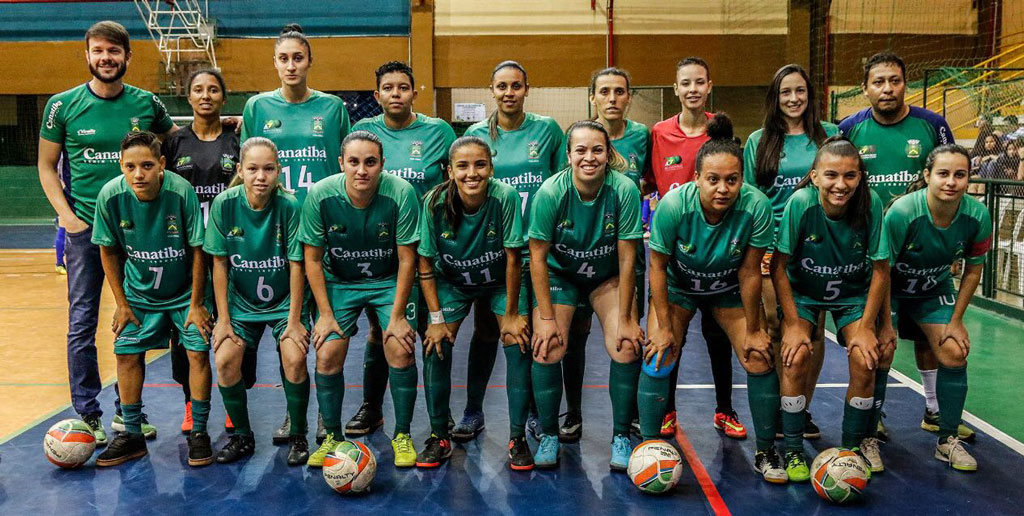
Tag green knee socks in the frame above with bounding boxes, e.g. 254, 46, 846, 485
218, 381, 251, 436
423, 342, 453, 438
504, 345, 532, 438
609, 361, 640, 437
637, 372, 671, 440
283, 374, 310, 435
531, 362, 562, 436
936, 365, 967, 440
747, 370, 781, 451
315, 371, 345, 436
389, 365, 419, 435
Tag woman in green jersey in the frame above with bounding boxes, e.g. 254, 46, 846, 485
744, 64, 838, 440
454, 60, 565, 442
299, 131, 421, 469
885, 145, 991, 472
528, 120, 644, 470
642, 114, 785, 483
240, 23, 351, 445
416, 136, 532, 470
770, 137, 894, 482
205, 137, 310, 465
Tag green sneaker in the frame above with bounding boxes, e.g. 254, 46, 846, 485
111, 413, 157, 440
922, 410, 976, 442
83, 414, 107, 446
306, 432, 338, 468
392, 432, 417, 467
784, 450, 810, 482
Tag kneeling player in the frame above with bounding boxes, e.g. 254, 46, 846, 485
92, 131, 213, 467
884, 145, 990, 472
205, 137, 311, 465
299, 131, 421, 467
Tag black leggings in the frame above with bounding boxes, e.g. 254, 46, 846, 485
668, 308, 733, 413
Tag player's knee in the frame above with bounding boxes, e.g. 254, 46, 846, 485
742, 354, 771, 375
787, 346, 811, 371
938, 350, 967, 368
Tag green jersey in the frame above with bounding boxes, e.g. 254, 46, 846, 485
885, 189, 992, 298
203, 185, 303, 320
775, 187, 888, 304
528, 170, 642, 283
298, 172, 419, 289
649, 182, 773, 295
241, 89, 351, 205
91, 171, 203, 310
419, 179, 524, 287
352, 113, 457, 199
743, 122, 839, 233
839, 106, 953, 204
39, 83, 174, 222
612, 120, 650, 188
465, 112, 566, 224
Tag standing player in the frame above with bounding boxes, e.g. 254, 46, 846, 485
417, 136, 531, 469
241, 23, 351, 445
91, 132, 212, 466
456, 60, 565, 441
299, 131, 421, 468
744, 64, 838, 439
346, 61, 456, 439
885, 145, 990, 472
38, 21, 176, 444
205, 137, 311, 465
162, 68, 241, 436
645, 57, 745, 439
528, 121, 644, 469
642, 114, 785, 483
838, 51, 973, 451
770, 138, 893, 481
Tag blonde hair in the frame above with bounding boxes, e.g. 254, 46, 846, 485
230, 137, 287, 192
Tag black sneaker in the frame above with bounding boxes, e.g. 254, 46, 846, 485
272, 414, 290, 445
508, 436, 534, 471
344, 402, 384, 437
558, 411, 583, 443
754, 447, 788, 484
96, 433, 147, 467
316, 413, 326, 444
216, 433, 256, 464
803, 412, 821, 440
187, 431, 214, 467
415, 434, 453, 468
286, 435, 309, 466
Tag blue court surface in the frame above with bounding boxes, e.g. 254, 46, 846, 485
0, 310, 1020, 516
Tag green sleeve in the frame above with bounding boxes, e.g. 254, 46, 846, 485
866, 192, 889, 262
297, 189, 325, 247
150, 94, 174, 134
882, 204, 908, 266
417, 203, 438, 258
500, 184, 525, 248
748, 190, 774, 248
395, 181, 420, 246
90, 184, 117, 247
39, 94, 66, 143
549, 119, 567, 173
202, 195, 228, 256
527, 181, 559, 242
183, 186, 204, 248
647, 190, 680, 255
775, 189, 806, 255
616, 176, 643, 240
966, 202, 993, 265
823, 122, 840, 137
286, 197, 303, 262
240, 97, 255, 141
743, 130, 758, 186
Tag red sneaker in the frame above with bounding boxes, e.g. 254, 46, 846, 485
714, 410, 748, 439
659, 410, 677, 437
180, 401, 193, 435
225, 413, 235, 433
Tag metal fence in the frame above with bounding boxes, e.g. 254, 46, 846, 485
973, 178, 1024, 311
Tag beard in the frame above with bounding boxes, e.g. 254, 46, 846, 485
89, 60, 128, 84
874, 98, 904, 116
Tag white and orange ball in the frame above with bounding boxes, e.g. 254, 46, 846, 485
627, 439, 683, 494
323, 440, 377, 494
43, 419, 97, 468
811, 447, 869, 504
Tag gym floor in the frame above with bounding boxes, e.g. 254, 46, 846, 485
2, 225, 1022, 515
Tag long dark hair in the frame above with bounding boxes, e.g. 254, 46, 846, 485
754, 64, 827, 188
970, 131, 1002, 158
488, 60, 528, 141
426, 136, 493, 233
900, 144, 971, 198
588, 67, 632, 121
565, 120, 628, 174
695, 112, 742, 174
795, 136, 872, 230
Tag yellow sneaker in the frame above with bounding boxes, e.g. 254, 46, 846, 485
306, 432, 338, 468
392, 432, 416, 467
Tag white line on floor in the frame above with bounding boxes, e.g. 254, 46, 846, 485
674, 383, 908, 389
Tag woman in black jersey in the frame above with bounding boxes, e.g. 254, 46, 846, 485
161, 69, 243, 435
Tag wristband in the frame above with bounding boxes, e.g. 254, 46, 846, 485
429, 311, 445, 325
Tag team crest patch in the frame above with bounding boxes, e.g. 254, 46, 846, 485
954, 242, 965, 257
119, 220, 134, 230
377, 222, 391, 241
528, 142, 540, 160
859, 145, 877, 160
664, 155, 682, 167
602, 212, 616, 235
853, 241, 864, 249
805, 233, 821, 243
228, 226, 244, 238
441, 230, 454, 240
628, 154, 639, 172
312, 116, 324, 136
679, 242, 695, 254
729, 238, 742, 257
906, 242, 922, 253
130, 117, 140, 133
557, 219, 574, 231
410, 141, 423, 159
220, 155, 236, 171
166, 215, 179, 235
329, 224, 345, 234
176, 156, 192, 167
263, 119, 282, 131
906, 139, 922, 159
275, 223, 283, 243
485, 222, 498, 241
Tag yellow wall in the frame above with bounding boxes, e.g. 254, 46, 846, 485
830, 0, 976, 34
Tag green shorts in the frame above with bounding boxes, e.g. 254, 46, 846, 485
540, 272, 608, 308
791, 300, 863, 333
115, 304, 210, 355
323, 285, 417, 342
437, 278, 528, 323
892, 294, 956, 341
231, 317, 312, 349
666, 285, 742, 312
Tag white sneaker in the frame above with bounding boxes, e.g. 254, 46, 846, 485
859, 437, 884, 473
935, 436, 977, 472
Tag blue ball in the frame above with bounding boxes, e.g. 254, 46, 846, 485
641, 355, 676, 378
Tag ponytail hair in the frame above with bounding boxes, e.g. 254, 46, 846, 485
796, 136, 873, 230
896, 143, 971, 201
565, 119, 629, 174
488, 60, 528, 141
695, 112, 742, 174
277, 23, 312, 62
426, 136, 493, 234
229, 136, 286, 192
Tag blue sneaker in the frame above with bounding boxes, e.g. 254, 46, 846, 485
526, 412, 541, 440
451, 410, 485, 442
610, 435, 631, 471
534, 434, 560, 468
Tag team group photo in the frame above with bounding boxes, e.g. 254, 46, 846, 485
1, 1, 1023, 515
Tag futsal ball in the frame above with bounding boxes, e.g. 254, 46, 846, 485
627, 439, 683, 494
43, 419, 97, 468
811, 447, 869, 504
323, 440, 377, 494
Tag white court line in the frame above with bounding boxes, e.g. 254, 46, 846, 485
675, 383, 908, 389
0, 250, 51, 254
824, 329, 1024, 457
